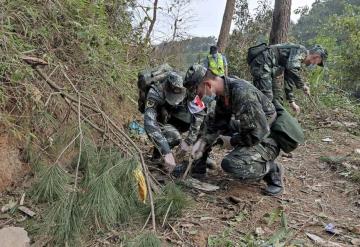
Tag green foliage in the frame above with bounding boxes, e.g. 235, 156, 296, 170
80, 146, 143, 226
73, 138, 98, 186
226, 0, 273, 79
82, 171, 123, 227
154, 183, 191, 221
292, 1, 360, 97
208, 228, 235, 247
38, 147, 146, 244
31, 164, 70, 203
319, 156, 347, 166
292, 0, 360, 45
45, 192, 83, 246
0, 0, 145, 144
351, 171, 360, 184
127, 232, 162, 247
153, 36, 217, 69
313, 4, 360, 95
263, 207, 283, 226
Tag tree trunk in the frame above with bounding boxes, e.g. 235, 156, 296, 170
269, 0, 292, 45
217, 0, 236, 52
145, 0, 159, 43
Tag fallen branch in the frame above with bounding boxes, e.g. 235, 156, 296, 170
162, 200, 173, 227
23, 56, 158, 232
181, 150, 193, 180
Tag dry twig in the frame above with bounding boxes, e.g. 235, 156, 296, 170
23, 56, 158, 232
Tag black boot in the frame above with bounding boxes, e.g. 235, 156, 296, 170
170, 160, 206, 179
263, 161, 284, 196
150, 148, 162, 163
190, 159, 207, 179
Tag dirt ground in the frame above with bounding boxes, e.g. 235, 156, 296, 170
0, 120, 359, 247
0, 134, 29, 192
162, 127, 360, 246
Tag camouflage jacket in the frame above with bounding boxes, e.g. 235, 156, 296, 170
270, 43, 308, 102
203, 77, 276, 147
144, 82, 206, 155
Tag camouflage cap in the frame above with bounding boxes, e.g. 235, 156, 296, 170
310, 45, 328, 67
184, 64, 207, 89
164, 71, 186, 106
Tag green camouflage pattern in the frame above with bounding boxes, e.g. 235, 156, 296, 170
144, 81, 206, 155
199, 77, 279, 180
203, 77, 276, 146
221, 138, 279, 180
250, 43, 308, 104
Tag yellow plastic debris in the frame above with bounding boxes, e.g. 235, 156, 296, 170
133, 167, 147, 203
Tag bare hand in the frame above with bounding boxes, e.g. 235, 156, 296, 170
164, 153, 176, 173
191, 138, 206, 160
290, 102, 301, 115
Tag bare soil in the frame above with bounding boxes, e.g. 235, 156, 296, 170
166, 128, 360, 246
0, 120, 359, 247
0, 134, 29, 192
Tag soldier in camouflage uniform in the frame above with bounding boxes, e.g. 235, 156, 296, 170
249, 44, 328, 113
144, 68, 213, 173
191, 70, 283, 195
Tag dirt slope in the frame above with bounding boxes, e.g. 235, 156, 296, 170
0, 134, 29, 192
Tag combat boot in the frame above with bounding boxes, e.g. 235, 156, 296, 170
190, 157, 208, 179
150, 148, 162, 163
263, 161, 284, 196
170, 162, 206, 179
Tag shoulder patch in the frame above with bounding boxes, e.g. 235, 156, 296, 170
146, 99, 156, 108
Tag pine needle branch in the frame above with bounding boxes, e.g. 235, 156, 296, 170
54, 132, 80, 165
73, 93, 83, 190
24, 60, 158, 232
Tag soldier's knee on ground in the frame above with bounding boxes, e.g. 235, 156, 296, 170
221, 147, 269, 181
161, 124, 181, 147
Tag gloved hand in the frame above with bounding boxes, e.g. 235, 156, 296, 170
290, 101, 300, 115
180, 140, 191, 152
303, 85, 311, 96
163, 153, 176, 173
219, 135, 233, 150
191, 138, 207, 160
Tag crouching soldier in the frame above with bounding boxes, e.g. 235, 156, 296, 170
139, 64, 214, 173
191, 70, 284, 195
248, 43, 327, 113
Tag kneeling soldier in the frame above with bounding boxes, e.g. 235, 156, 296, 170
191, 70, 284, 195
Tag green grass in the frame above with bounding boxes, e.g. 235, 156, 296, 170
153, 183, 191, 222
45, 192, 83, 246
31, 164, 69, 203
127, 232, 162, 247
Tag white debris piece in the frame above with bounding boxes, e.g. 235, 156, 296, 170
321, 137, 333, 143
185, 178, 219, 192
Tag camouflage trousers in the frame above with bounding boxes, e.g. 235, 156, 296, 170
221, 137, 280, 181
151, 122, 187, 159
249, 49, 284, 106
160, 124, 182, 148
